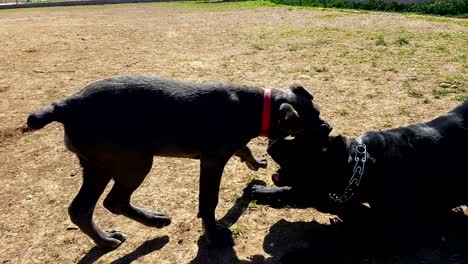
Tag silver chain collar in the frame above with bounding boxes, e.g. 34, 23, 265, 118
329, 137, 367, 204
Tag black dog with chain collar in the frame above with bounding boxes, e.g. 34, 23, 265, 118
329, 137, 367, 204
253, 101, 468, 225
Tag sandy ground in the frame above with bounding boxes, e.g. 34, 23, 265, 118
0, 2, 467, 263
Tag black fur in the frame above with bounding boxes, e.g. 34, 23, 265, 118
28, 75, 325, 248
254, 101, 468, 226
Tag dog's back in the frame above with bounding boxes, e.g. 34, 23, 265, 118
363, 101, 468, 208
29, 76, 263, 156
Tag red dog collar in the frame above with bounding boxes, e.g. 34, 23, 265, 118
260, 89, 271, 138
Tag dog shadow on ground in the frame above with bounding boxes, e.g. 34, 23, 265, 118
189, 180, 271, 264
77, 235, 169, 264
250, 179, 468, 263
261, 208, 468, 264
78, 180, 264, 264
219, 180, 267, 227
189, 238, 270, 264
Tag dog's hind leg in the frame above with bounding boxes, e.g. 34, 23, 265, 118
68, 158, 126, 248
103, 155, 171, 228
235, 146, 267, 171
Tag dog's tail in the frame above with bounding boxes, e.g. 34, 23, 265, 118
27, 102, 64, 130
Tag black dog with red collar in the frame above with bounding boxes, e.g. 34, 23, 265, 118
27, 76, 327, 248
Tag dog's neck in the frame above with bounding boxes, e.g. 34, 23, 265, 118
231, 87, 278, 139
259, 89, 272, 138
264, 89, 290, 139
329, 135, 375, 203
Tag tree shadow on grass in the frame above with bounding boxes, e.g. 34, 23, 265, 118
77, 235, 169, 264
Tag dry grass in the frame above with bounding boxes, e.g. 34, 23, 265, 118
0, 1, 467, 263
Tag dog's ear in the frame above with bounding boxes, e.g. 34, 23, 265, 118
329, 135, 347, 155
289, 84, 313, 100
330, 135, 345, 146
278, 103, 302, 133
319, 121, 333, 137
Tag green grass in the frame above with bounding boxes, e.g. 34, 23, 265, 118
374, 35, 387, 46
3, 0, 468, 19
407, 14, 468, 26
314, 66, 328, 72
395, 37, 410, 46
336, 108, 350, 116
286, 68, 314, 75
248, 200, 259, 208
399, 107, 411, 116
434, 45, 449, 53
455, 95, 468, 101
0, 1, 281, 13
365, 90, 383, 99
438, 75, 467, 86
432, 76, 468, 100
252, 43, 273, 50
432, 88, 459, 97
287, 43, 306, 51
315, 13, 347, 18
432, 84, 467, 100
268, 0, 468, 17
144, 0, 280, 9
407, 88, 424, 98
245, 173, 257, 183
230, 226, 244, 237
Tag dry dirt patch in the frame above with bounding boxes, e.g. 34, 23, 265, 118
0, 2, 467, 263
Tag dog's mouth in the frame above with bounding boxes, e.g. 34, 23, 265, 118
271, 169, 283, 186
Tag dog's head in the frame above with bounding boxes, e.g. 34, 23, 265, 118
271, 84, 332, 139
267, 133, 348, 199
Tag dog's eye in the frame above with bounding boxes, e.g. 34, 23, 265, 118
284, 135, 295, 141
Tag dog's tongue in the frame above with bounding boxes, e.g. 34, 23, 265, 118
272, 172, 280, 186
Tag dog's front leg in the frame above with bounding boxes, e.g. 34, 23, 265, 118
235, 146, 267, 171
198, 154, 233, 247
251, 185, 293, 205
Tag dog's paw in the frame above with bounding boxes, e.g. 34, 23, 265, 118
252, 185, 291, 195
96, 230, 127, 249
245, 157, 268, 171
251, 185, 278, 202
139, 209, 172, 228
251, 184, 269, 194
251, 185, 295, 208
205, 226, 234, 248
256, 157, 268, 168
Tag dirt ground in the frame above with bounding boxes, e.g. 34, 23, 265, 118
0, 1, 467, 263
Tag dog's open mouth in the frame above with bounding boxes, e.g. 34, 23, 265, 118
272, 169, 282, 186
